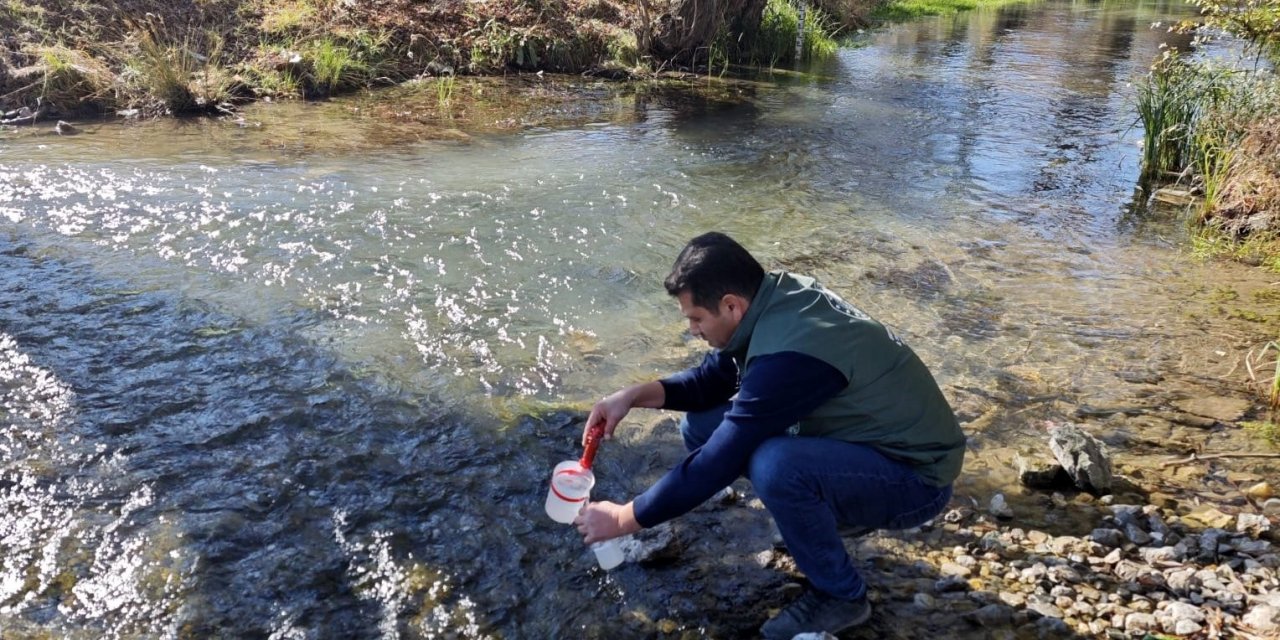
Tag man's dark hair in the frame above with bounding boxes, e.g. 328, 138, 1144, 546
664, 232, 766, 310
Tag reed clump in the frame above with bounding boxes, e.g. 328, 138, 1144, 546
1136, 0, 1280, 267
749, 0, 842, 67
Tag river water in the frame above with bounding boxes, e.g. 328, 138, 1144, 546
2, 1, 1277, 638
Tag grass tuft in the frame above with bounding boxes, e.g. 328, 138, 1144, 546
748, 0, 841, 68
22, 44, 116, 113
308, 37, 365, 95
260, 0, 318, 35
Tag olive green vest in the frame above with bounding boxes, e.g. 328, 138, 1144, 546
722, 271, 965, 486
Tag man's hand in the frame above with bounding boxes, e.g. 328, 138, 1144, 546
583, 381, 666, 444
585, 390, 633, 443
574, 500, 642, 544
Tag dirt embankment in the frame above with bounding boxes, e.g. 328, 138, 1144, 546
0, 0, 880, 119
0, 0, 646, 118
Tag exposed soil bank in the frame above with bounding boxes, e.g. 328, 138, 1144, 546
0, 0, 1017, 120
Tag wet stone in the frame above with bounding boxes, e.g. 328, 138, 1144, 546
1246, 482, 1274, 500
1172, 396, 1252, 422
1035, 616, 1073, 637
1026, 598, 1063, 619
1091, 528, 1123, 547
913, 593, 936, 610
1124, 523, 1152, 546
989, 493, 1015, 520
1184, 506, 1235, 530
1047, 422, 1114, 494
1265, 499, 1280, 516
967, 603, 1015, 627
936, 576, 968, 593
999, 591, 1026, 607
1110, 504, 1143, 527
1015, 453, 1072, 491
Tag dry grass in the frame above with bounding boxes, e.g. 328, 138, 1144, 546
1216, 115, 1280, 237
11, 43, 117, 113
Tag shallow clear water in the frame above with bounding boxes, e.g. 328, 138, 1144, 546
2, 1, 1276, 637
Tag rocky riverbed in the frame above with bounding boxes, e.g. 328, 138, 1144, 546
581, 404, 1280, 640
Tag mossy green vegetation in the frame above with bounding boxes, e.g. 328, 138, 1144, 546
749, 0, 842, 67
870, 0, 1032, 22
1242, 420, 1280, 448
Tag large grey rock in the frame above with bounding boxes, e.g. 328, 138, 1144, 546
1047, 422, 1113, 494
1242, 604, 1280, 633
621, 522, 678, 563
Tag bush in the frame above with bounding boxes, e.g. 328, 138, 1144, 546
749, 0, 841, 68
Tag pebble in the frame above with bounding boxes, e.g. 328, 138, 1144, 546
1124, 612, 1157, 633
990, 493, 1015, 519
1245, 482, 1273, 499
1090, 528, 1123, 547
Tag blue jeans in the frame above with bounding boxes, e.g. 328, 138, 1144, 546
682, 402, 953, 600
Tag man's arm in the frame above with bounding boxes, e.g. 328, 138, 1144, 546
630, 352, 847, 528
585, 380, 666, 442
584, 350, 738, 442
658, 350, 739, 412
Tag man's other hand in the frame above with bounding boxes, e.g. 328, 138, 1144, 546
574, 500, 641, 544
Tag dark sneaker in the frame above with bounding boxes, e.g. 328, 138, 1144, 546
760, 588, 872, 639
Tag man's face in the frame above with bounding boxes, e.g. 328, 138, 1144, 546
676, 291, 745, 349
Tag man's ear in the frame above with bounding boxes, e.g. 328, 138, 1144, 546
721, 294, 749, 320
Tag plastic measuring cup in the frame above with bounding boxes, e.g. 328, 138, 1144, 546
545, 460, 594, 524
546, 421, 625, 569
544, 422, 606, 524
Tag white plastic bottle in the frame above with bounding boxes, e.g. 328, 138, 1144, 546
592, 537, 625, 570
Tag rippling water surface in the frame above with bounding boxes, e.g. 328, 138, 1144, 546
3, 1, 1277, 637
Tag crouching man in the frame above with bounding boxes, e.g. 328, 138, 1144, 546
574, 232, 965, 638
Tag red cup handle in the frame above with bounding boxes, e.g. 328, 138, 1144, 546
580, 422, 605, 469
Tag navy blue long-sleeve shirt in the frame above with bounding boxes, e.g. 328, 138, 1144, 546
631, 350, 847, 528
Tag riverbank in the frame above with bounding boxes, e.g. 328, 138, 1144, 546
1135, 1, 1280, 273
0, 0, 1025, 120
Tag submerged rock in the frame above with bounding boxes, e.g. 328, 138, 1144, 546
1015, 453, 1073, 491
1184, 506, 1235, 530
1047, 422, 1113, 495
